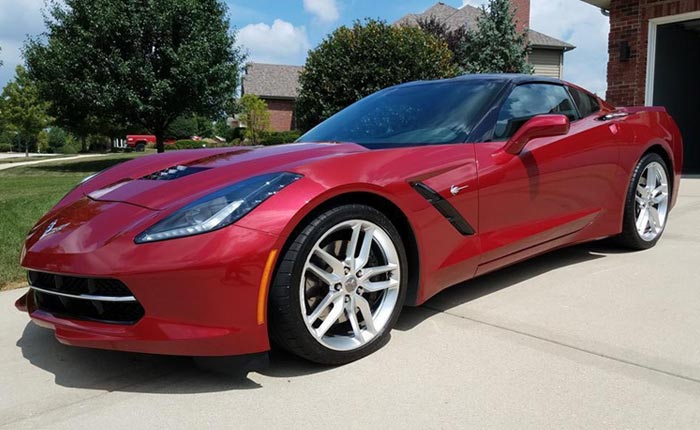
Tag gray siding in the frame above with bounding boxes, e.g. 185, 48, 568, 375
530, 48, 563, 78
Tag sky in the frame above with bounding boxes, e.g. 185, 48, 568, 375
0, 0, 610, 96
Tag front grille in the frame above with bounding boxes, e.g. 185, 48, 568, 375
28, 271, 145, 325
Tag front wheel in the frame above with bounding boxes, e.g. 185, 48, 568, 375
268, 204, 407, 365
617, 153, 670, 249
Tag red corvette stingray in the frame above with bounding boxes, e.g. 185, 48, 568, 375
16, 75, 682, 365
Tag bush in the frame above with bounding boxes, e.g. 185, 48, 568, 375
0, 143, 12, 152
164, 139, 208, 151
86, 134, 111, 152
59, 135, 80, 154
37, 130, 49, 153
47, 127, 68, 153
259, 130, 302, 146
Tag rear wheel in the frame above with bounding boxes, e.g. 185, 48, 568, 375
617, 153, 670, 249
135, 142, 146, 152
268, 204, 407, 364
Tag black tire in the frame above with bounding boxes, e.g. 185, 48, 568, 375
268, 204, 408, 365
616, 152, 670, 250
135, 142, 146, 152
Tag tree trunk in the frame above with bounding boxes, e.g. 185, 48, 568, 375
156, 132, 165, 153
80, 136, 88, 153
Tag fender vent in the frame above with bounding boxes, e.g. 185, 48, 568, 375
411, 182, 475, 235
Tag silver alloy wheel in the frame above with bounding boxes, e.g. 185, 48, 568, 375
635, 161, 669, 242
299, 219, 401, 351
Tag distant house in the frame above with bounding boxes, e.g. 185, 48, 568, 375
395, 1, 575, 78
241, 63, 303, 131
580, 0, 700, 173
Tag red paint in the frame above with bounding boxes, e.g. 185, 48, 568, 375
18, 89, 683, 357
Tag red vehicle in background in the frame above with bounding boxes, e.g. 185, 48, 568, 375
126, 135, 176, 151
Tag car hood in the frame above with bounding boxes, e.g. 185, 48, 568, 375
79, 142, 366, 211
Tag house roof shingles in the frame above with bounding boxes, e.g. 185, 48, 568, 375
242, 63, 303, 100
395, 2, 575, 51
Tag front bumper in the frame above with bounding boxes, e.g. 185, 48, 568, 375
19, 220, 280, 357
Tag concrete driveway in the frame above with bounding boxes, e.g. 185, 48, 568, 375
2, 179, 699, 429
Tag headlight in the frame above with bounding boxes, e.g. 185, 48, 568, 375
134, 172, 301, 244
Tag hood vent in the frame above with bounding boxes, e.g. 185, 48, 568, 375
141, 165, 210, 181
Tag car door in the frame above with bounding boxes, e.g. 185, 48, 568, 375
473, 82, 624, 273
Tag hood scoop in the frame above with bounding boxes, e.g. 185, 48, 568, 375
140, 165, 211, 181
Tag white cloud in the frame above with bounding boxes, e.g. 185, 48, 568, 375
237, 19, 311, 65
303, 0, 340, 23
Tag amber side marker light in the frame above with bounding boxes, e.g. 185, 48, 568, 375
257, 249, 279, 325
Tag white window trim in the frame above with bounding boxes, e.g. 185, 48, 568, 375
645, 10, 700, 106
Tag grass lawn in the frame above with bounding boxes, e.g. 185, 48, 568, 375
0, 153, 143, 290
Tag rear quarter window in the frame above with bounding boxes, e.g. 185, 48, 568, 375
569, 87, 601, 118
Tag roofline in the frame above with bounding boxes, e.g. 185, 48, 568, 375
245, 62, 304, 69
255, 95, 297, 101
531, 44, 576, 52
580, 0, 611, 11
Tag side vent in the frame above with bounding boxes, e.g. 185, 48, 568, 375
411, 182, 475, 235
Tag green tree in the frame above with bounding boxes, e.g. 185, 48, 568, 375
296, 19, 458, 131
1, 66, 51, 156
167, 114, 214, 139
239, 94, 269, 145
47, 127, 68, 153
416, 17, 470, 71
463, 0, 532, 74
24, 0, 244, 153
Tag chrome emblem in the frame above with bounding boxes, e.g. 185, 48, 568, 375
40, 219, 69, 239
450, 184, 469, 196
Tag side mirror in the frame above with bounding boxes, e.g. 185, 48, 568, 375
502, 114, 570, 155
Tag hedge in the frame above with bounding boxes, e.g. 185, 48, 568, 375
163, 139, 208, 150
259, 130, 302, 146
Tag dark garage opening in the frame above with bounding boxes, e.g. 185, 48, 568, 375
653, 19, 700, 174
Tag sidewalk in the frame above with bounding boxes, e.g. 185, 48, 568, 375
0, 154, 109, 171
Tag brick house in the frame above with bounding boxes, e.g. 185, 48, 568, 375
241, 63, 303, 131
395, 1, 575, 78
581, 0, 700, 172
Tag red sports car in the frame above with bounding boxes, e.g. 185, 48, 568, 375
16, 75, 682, 366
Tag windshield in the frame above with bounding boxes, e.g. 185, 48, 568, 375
297, 80, 503, 148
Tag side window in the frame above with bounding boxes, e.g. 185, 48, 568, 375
494, 83, 578, 140
569, 86, 601, 118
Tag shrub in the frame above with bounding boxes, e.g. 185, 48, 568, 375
239, 94, 270, 144
259, 130, 302, 146
164, 139, 208, 151
47, 127, 68, 152
37, 130, 49, 153
59, 136, 80, 154
0, 143, 12, 152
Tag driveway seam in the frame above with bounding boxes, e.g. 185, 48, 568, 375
0, 368, 178, 429
424, 304, 700, 386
